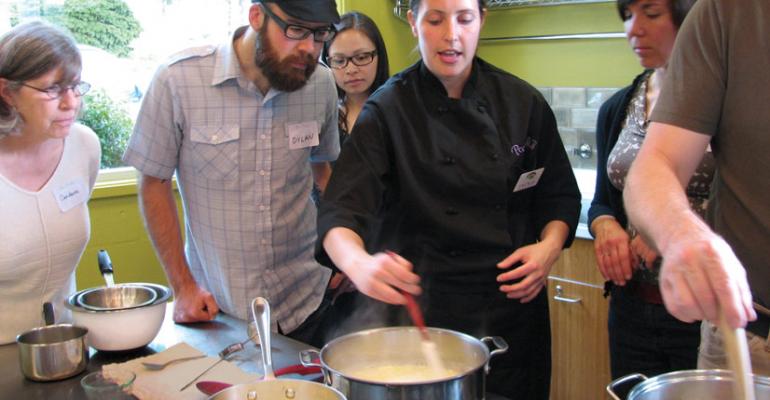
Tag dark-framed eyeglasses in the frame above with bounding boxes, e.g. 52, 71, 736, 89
259, 2, 336, 43
18, 81, 91, 100
327, 50, 378, 70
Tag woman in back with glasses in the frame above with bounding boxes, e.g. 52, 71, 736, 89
310, 12, 391, 337
0, 21, 100, 344
323, 11, 390, 149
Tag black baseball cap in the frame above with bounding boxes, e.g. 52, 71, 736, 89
255, 0, 340, 25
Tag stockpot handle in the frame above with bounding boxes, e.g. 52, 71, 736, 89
481, 336, 509, 374
606, 373, 647, 400
300, 349, 332, 386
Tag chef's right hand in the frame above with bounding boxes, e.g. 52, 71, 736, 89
172, 284, 219, 323
592, 217, 635, 286
346, 251, 421, 305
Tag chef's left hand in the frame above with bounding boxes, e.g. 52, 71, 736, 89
496, 240, 562, 303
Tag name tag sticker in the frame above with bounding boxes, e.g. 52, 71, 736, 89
287, 121, 320, 150
54, 178, 88, 212
513, 168, 544, 192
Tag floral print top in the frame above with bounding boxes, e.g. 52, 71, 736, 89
607, 71, 716, 283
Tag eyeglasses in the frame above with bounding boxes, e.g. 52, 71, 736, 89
260, 3, 336, 43
18, 81, 91, 100
327, 50, 378, 70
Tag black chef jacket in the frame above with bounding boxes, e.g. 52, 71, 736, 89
316, 58, 581, 400
317, 58, 581, 292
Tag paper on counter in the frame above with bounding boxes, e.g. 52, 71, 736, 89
102, 342, 259, 400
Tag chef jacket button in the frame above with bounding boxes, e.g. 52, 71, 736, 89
442, 156, 455, 165
477, 105, 486, 113
445, 208, 459, 216
490, 153, 499, 160
437, 106, 448, 113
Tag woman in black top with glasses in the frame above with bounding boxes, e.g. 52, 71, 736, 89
322, 11, 390, 148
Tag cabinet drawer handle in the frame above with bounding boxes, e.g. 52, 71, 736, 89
554, 284, 582, 304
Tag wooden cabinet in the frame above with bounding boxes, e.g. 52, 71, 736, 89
548, 238, 611, 400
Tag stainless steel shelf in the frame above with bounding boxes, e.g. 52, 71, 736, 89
393, 0, 613, 21
480, 32, 624, 42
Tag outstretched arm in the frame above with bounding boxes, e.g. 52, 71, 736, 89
138, 174, 219, 322
624, 122, 755, 328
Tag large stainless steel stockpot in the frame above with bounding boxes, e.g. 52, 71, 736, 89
301, 327, 508, 400
16, 303, 89, 381
607, 370, 770, 400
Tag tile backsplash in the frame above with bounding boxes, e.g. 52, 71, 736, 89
537, 86, 620, 170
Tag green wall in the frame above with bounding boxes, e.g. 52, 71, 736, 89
340, 0, 642, 87
76, 183, 181, 290
77, 0, 643, 289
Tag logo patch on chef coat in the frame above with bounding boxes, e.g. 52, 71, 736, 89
288, 121, 320, 149
511, 136, 538, 157
513, 168, 544, 192
54, 177, 88, 212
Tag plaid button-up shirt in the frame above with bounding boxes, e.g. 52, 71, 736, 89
124, 27, 339, 331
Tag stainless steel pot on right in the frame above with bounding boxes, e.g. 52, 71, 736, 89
301, 327, 508, 400
607, 370, 770, 400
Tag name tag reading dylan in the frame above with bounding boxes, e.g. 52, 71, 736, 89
54, 177, 88, 213
288, 121, 320, 150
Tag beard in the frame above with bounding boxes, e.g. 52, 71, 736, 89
255, 25, 318, 92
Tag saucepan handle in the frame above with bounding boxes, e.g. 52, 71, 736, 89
97, 249, 113, 275
606, 373, 647, 400
300, 349, 331, 386
43, 302, 55, 326
480, 336, 509, 374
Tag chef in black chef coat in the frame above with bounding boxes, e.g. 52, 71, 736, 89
316, 0, 581, 398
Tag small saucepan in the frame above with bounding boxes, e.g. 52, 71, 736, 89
16, 302, 89, 381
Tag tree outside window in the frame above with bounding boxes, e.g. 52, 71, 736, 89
2, 0, 249, 170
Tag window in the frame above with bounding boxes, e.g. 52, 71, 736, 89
1, 0, 250, 178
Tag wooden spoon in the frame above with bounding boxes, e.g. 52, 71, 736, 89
719, 311, 756, 400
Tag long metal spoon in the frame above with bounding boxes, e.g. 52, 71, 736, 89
178, 334, 255, 392
141, 354, 207, 371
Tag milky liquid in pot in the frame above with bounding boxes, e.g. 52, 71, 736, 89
351, 363, 461, 383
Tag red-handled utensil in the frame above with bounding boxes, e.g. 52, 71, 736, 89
402, 291, 430, 341
195, 364, 324, 396
384, 250, 430, 340
385, 250, 446, 373
196, 380, 231, 396
274, 363, 321, 376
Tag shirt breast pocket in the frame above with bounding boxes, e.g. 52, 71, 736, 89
189, 124, 239, 181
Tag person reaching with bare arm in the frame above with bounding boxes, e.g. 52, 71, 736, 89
624, 0, 769, 374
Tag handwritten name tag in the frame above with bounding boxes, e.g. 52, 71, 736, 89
513, 168, 544, 192
287, 121, 320, 150
54, 178, 88, 213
